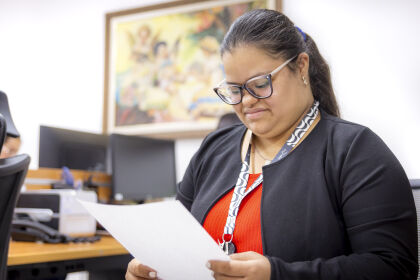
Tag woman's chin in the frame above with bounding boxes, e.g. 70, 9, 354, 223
246, 125, 271, 137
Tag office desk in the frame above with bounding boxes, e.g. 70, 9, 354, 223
8, 236, 131, 280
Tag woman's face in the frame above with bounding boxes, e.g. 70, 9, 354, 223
221, 45, 313, 140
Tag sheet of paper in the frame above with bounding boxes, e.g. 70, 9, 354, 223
79, 200, 229, 280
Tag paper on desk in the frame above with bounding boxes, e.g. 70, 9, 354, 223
78, 200, 229, 280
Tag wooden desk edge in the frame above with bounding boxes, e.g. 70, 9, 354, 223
8, 236, 129, 266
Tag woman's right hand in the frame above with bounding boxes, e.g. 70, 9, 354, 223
125, 258, 158, 280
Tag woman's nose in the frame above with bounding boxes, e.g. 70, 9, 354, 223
241, 88, 259, 106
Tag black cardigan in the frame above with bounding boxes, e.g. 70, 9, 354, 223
176, 111, 418, 280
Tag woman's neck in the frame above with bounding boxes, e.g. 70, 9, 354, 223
252, 103, 320, 160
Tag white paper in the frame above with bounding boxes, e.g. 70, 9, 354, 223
78, 200, 229, 280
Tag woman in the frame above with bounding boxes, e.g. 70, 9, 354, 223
126, 9, 418, 280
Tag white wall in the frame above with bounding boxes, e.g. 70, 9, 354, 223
0, 0, 419, 179
0, 0, 204, 182
0, 0, 203, 182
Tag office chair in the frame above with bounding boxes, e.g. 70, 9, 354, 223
0, 114, 6, 151
0, 154, 30, 280
0, 91, 20, 138
0, 115, 30, 280
410, 179, 420, 280
217, 112, 241, 129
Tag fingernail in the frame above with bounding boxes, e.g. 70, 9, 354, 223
206, 262, 211, 269
149, 271, 157, 278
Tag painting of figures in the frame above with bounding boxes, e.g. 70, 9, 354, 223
104, 0, 280, 136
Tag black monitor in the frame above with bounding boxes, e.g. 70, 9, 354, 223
109, 134, 176, 202
39, 126, 108, 172
410, 179, 420, 188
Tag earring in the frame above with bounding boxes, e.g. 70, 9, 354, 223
302, 76, 308, 86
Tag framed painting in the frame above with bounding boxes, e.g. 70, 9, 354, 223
103, 0, 281, 138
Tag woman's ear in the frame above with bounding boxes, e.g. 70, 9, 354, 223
297, 52, 310, 76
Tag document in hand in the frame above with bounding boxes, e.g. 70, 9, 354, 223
79, 200, 229, 280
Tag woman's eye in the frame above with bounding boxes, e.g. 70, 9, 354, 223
229, 87, 241, 95
254, 80, 269, 89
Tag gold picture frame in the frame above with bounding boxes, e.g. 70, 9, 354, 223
103, 0, 281, 138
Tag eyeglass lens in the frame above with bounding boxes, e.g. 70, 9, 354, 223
246, 76, 272, 98
216, 76, 272, 104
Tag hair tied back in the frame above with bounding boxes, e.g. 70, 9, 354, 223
295, 26, 307, 42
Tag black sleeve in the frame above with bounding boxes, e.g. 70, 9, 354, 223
175, 152, 197, 211
175, 131, 213, 211
268, 128, 418, 280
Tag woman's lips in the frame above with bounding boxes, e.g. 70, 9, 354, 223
244, 108, 266, 120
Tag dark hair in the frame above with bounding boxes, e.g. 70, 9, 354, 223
220, 9, 340, 117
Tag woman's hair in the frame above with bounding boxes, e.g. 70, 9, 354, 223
220, 9, 340, 117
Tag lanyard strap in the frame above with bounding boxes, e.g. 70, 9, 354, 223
222, 101, 319, 238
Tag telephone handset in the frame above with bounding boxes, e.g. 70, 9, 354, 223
11, 219, 101, 244
11, 219, 71, 243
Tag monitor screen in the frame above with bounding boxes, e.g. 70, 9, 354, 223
39, 126, 108, 172
110, 134, 176, 202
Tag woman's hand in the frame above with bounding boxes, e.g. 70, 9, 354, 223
207, 251, 271, 280
125, 258, 158, 280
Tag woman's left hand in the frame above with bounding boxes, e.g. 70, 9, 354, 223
207, 251, 271, 280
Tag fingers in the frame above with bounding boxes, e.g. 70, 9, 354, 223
126, 258, 158, 280
212, 272, 242, 280
208, 252, 271, 280
229, 251, 259, 261
208, 260, 248, 277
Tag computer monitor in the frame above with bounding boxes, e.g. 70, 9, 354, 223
109, 134, 176, 202
39, 126, 108, 172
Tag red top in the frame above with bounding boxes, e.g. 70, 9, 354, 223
203, 173, 263, 254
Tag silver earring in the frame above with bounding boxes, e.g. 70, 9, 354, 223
302, 76, 308, 86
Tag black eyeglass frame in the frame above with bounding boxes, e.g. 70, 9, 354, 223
213, 56, 297, 105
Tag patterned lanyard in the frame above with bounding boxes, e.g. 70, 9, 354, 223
219, 101, 320, 255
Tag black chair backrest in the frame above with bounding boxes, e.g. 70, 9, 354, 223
0, 114, 6, 152
0, 154, 30, 280
410, 179, 420, 280
0, 91, 19, 138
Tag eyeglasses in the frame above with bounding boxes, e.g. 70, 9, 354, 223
213, 56, 296, 105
